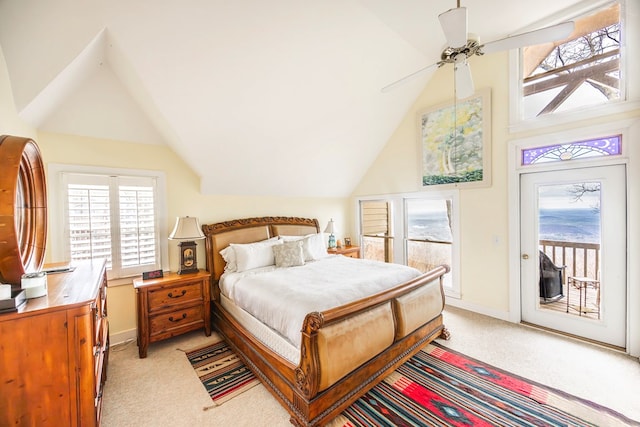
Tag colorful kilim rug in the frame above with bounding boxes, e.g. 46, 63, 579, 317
187, 340, 639, 426
185, 340, 260, 406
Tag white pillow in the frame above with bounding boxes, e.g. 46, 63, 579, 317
304, 233, 329, 260
280, 233, 328, 261
220, 237, 279, 273
219, 246, 237, 272
273, 240, 305, 268
231, 238, 283, 272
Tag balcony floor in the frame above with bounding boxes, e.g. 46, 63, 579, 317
539, 281, 600, 320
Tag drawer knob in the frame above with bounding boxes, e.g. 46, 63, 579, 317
168, 313, 187, 322
168, 289, 187, 298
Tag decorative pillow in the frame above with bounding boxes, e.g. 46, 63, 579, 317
231, 238, 283, 272
273, 240, 305, 268
281, 233, 329, 261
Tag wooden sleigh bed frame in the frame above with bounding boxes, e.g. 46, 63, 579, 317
202, 216, 450, 427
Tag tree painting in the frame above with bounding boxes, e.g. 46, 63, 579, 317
420, 93, 487, 186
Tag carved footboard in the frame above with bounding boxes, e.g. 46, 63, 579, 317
296, 266, 449, 414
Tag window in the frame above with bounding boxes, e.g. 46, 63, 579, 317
509, 0, 639, 130
357, 192, 460, 298
405, 198, 453, 290
360, 200, 393, 262
405, 197, 456, 293
49, 164, 168, 280
521, 2, 621, 119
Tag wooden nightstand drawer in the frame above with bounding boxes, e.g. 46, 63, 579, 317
148, 282, 203, 312
327, 246, 360, 258
150, 304, 204, 337
134, 270, 211, 358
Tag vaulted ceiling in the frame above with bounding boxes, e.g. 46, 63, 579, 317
0, 0, 583, 197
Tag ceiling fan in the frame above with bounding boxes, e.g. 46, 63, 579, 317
381, 1, 575, 99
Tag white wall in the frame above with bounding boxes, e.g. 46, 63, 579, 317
0, 46, 36, 138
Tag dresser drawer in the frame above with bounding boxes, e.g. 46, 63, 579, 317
148, 282, 203, 312
149, 304, 204, 337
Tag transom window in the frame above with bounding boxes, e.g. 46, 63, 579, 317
522, 134, 622, 165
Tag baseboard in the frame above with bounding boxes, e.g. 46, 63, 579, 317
444, 299, 511, 322
109, 328, 137, 347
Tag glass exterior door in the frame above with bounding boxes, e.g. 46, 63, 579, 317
520, 165, 626, 348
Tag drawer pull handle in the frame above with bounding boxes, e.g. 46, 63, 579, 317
168, 290, 187, 298
168, 313, 187, 322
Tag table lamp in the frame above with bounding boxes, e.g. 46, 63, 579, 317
169, 216, 205, 274
324, 218, 337, 249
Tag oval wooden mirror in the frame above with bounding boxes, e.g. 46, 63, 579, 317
0, 135, 47, 286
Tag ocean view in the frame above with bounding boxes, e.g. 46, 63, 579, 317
539, 208, 601, 244
407, 208, 600, 245
408, 211, 452, 242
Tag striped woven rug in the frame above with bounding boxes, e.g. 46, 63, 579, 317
186, 340, 639, 426
186, 340, 260, 405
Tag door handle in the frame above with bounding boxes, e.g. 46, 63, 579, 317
522, 254, 529, 260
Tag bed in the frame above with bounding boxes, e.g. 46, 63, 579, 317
202, 216, 450, 427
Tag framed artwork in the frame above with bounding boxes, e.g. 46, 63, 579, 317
417, 88, 491, 189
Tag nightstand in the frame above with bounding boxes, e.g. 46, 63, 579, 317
327, 245, 361, 258
134, 270, 211, 358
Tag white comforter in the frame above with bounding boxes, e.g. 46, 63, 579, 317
219, 256, 422, 348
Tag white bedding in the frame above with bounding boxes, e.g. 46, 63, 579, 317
219, 256, 422, 348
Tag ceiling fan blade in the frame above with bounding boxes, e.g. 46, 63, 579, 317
482, 21, 575, 54
381, 62, 440, 93
439, 7, 468, 48
454, 58, 474, 99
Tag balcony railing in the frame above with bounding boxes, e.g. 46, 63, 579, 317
540, 239, 600, 280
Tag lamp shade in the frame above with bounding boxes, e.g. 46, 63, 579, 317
168, 216, 205, 241
324, 219, 335, 234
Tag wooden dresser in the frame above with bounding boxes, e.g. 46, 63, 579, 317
0, 260, 109, 427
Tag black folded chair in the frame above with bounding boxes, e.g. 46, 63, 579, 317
539, 250, 565, 303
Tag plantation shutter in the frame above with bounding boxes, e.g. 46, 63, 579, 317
361, 201, 390, 236
119, 180, 157, 268
66, 175, 113, 267
360, 200, 393, 262
63, 173, 160, 278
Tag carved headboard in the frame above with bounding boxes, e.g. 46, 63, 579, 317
201, 216, 320, 284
